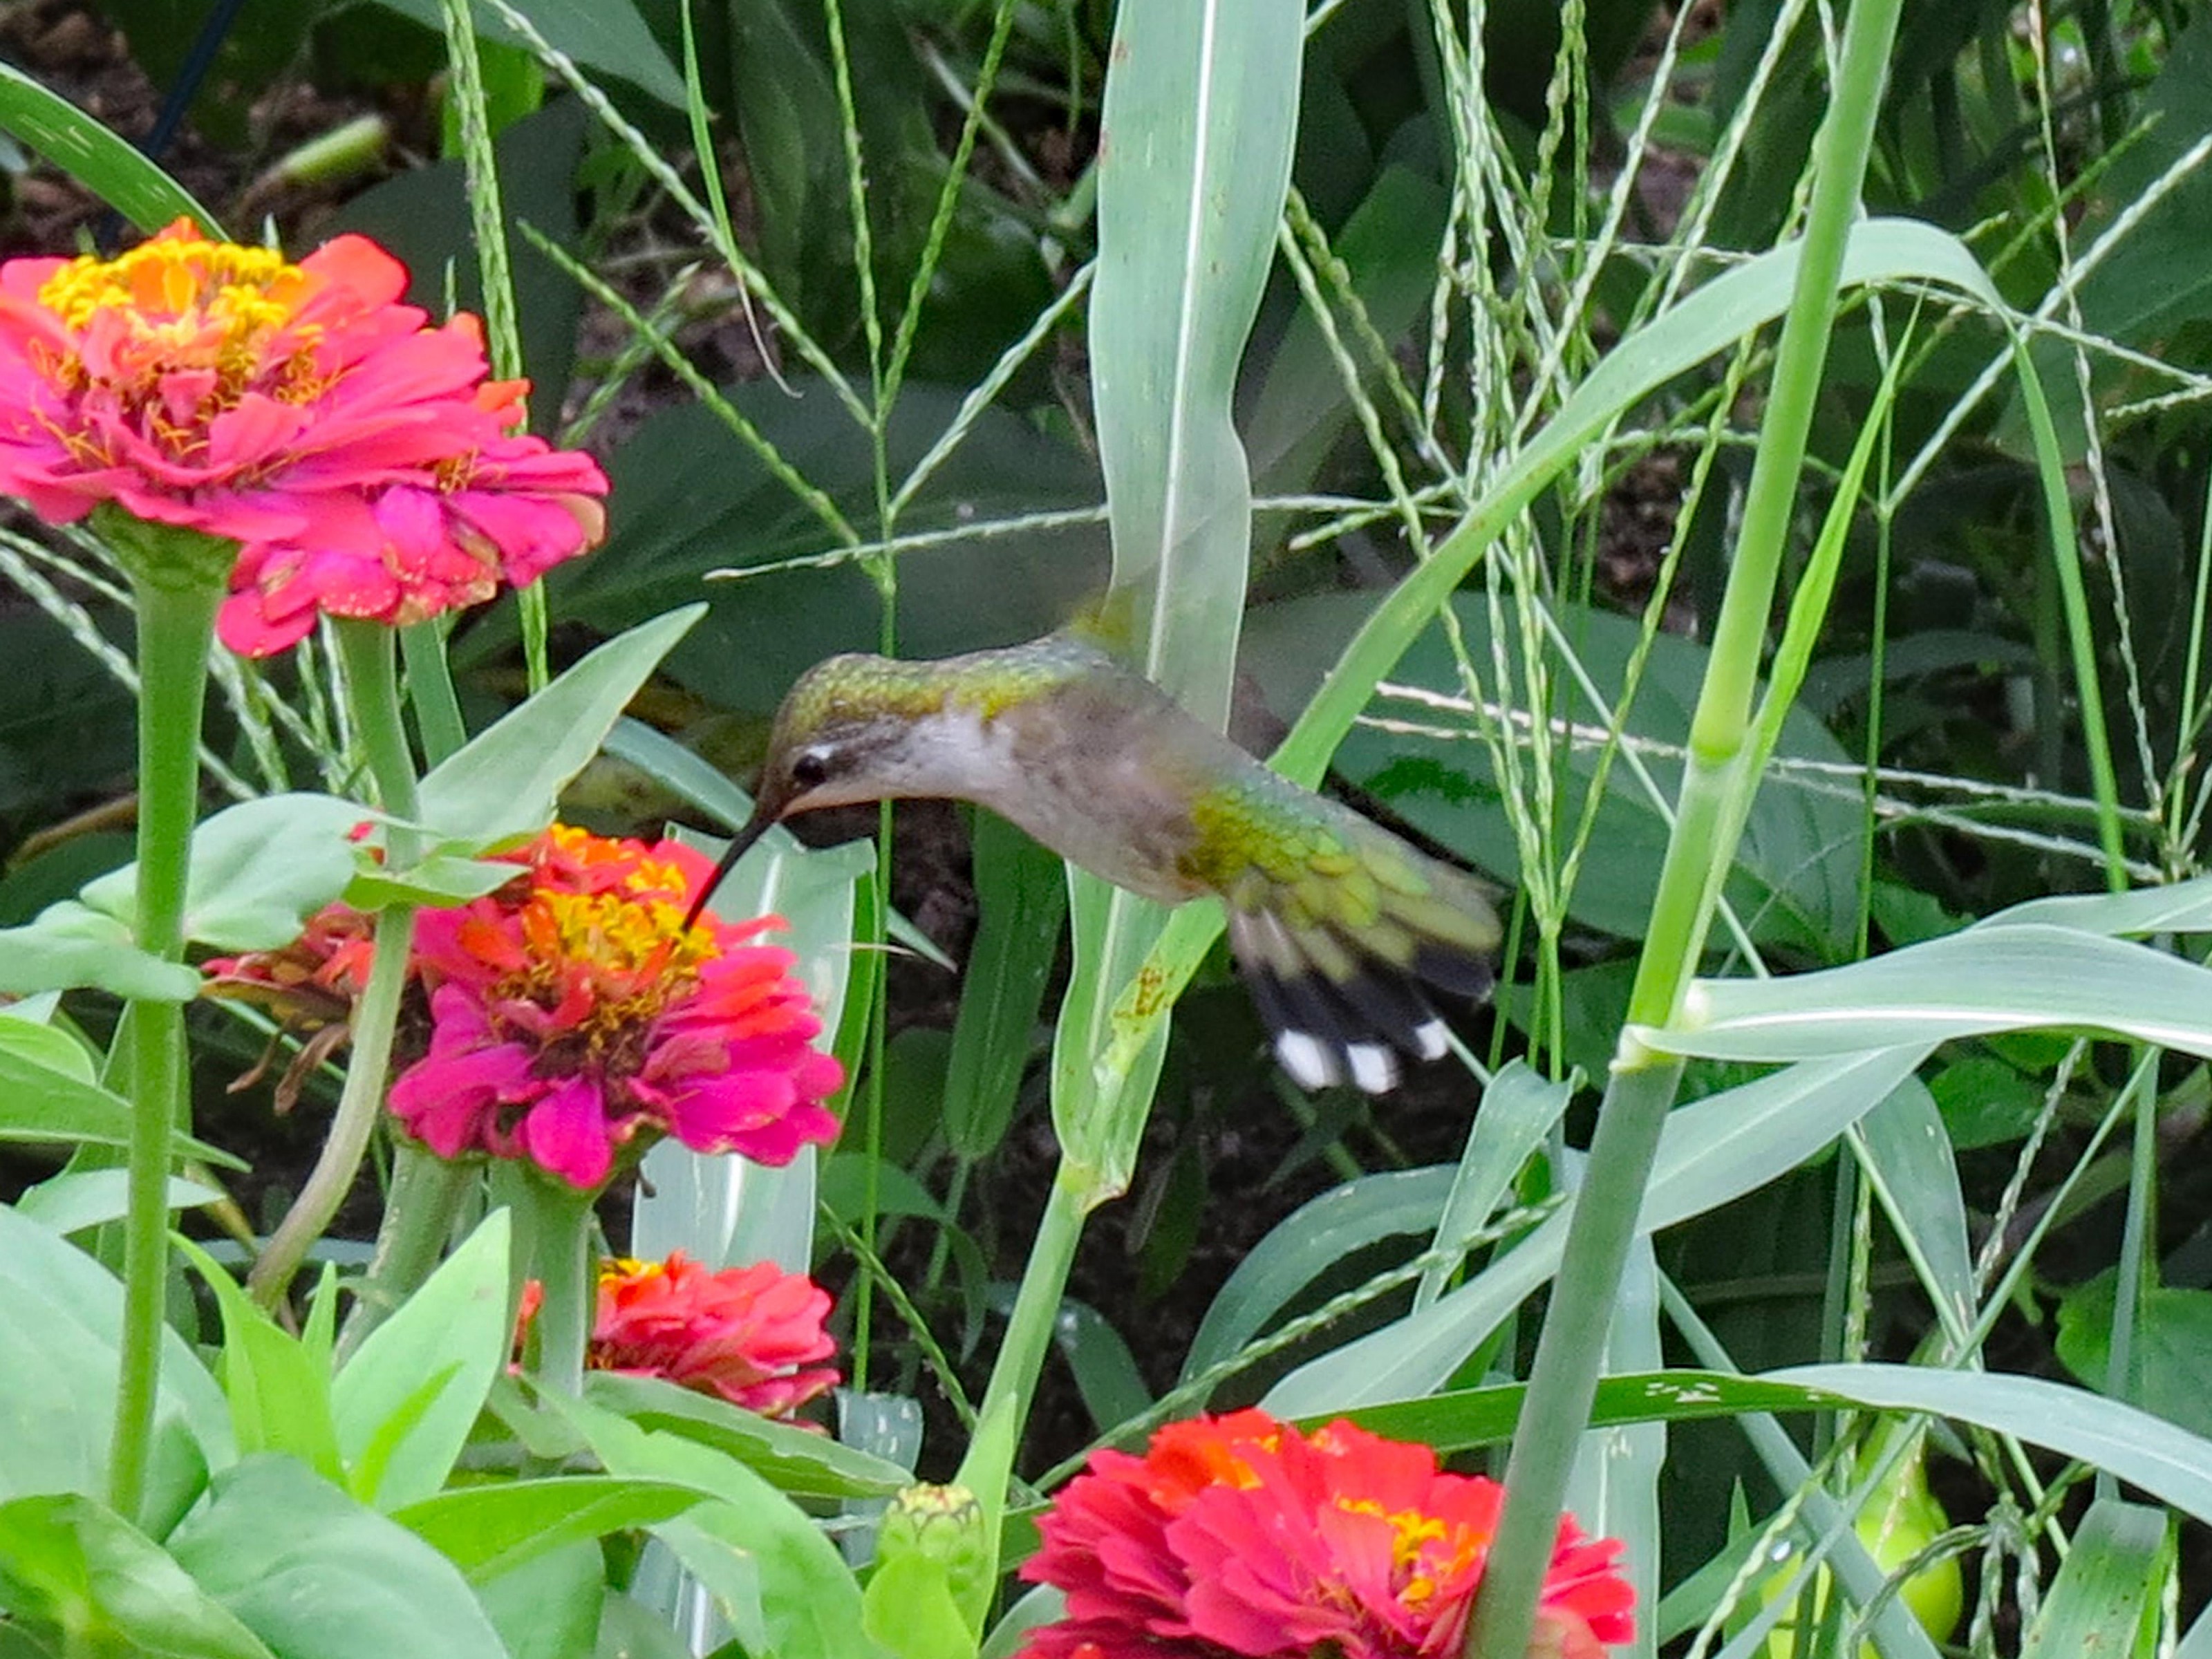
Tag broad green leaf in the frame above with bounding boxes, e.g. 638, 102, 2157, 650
334, 1211, 512, 1510
1657, 924, 2212, 1062
2054, 1275, 2212, 1441
580, 1372, 908, 1501
478, 1541, 605, 1659
373, 0, 684, 106
416, 606, 704, 850
343, 855, 517, 910
0, 1204, 231, 1506
1265, 1047, 1931, 1413
0, 1009, 91, 1080
0, 906, 201, 1001
169, 1456, 507, 1659
546, 1390, 888, 1659
80, 794, 366, 952
396, 1477, 704, 1582
0, 62, 218, 234
2020, 1499, 2171, 1657
12, 1172, 219, 1235
0, 1494, 268, 1659
175, 1239, 344, 1485
0, 1038, 236, 1163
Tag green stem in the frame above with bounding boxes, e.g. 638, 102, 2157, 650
337, 1144, 474, 1359
951, 1163, 1089, 1629
249, 621, 423, 1309
399, 620, 469, 766
1465, 0, 1903, 1649
507, 1168, 594, 1398
109, 574, 221, 1521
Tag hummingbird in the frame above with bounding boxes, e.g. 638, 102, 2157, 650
685, 632, 1499, 1093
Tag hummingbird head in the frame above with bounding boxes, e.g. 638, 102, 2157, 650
683, 652, 968, 927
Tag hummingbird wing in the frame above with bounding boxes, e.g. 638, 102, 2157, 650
1189, 779, 1499, 1094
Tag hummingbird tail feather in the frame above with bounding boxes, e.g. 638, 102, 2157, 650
1230, 907, 1492, 1095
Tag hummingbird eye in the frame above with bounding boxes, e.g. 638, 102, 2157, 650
790, 748, 834, 790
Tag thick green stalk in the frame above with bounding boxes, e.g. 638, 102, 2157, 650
337, 1144, 472, 1358
250, 621, 422, 1309
512, 1172, 594, 1398
1464, 0, 1904, 1650
108, 572, 221, 1520
950, 1163, 1090, 1630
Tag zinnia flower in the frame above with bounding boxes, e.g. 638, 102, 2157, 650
204, 900, 381, 1109
518, 1251, 839, 1416
1019, 1409, 1635, 1659
0, 218, 606, 655
387, 825, 844, 1190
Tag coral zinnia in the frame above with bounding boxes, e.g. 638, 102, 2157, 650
0, 218, 606, 655
387, 825, 843, 1190
557, 1251, 839, 1417
1019, 1409, 1635, 1659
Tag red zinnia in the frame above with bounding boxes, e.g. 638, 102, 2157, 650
387, 825, 843, 1190
574, 1251, 839, 1416
1020, 1409, 1635, 1659
0, 219, 606, 655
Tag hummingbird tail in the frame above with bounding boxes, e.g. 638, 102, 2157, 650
1228, 906, 1494, 1095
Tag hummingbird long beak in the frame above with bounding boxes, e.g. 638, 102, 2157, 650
682, 802, 779, 930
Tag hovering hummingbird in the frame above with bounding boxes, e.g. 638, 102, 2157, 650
686, 632, 1499, 1093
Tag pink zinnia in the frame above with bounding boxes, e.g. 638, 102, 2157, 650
0, 218, 606, 655
1019, 1409, 1635, 1659
388, 825, 844, 1190
529, 1251, 840, 1417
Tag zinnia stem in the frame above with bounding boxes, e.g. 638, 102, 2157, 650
950, 1161, 1089, 1626
514, 1174, 594, 1399
249, 621, 423, 1309
337, 1143, 473, 1357
109, 571, 221, 1521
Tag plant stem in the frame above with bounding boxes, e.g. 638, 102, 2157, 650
336, 1143, 473, 1360
515, 1174, 594, 1398
1464, 0, 1903, 1648
951, 1162, 1089, 1629
250, 621, 423, 1309
109, 574, 221, 1521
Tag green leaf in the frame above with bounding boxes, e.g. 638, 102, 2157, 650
415, 606, 704, 850
395, 1477, 704, 1582
175, 1239, 344, 1486
1660, 924, 2212, 1062
342, 855, 517, 911
0, 1038, 240, 1163
580, 1372, 908, 1500
333, 1211, 511, 1510
2054, 1275, 2212, 1441
1266, 1047, 1931, 1413
79, 794, 367, 953
12, 1172, 221, 1235
168, 1456, 509, 1659
0, 1494, 270, 1659
545, 1389, 888, 1659
0, 1204, 232, 1507
477, 1541, 604, 1659
1776, 1362, 2212, 1527
0, 905, 202, 1001
366, 0, 685, 106
1857, 1083, 1976, 1342
943, 810, 1065, 1160
0, 62, 219, 234
2021, 1499, 2171, 1657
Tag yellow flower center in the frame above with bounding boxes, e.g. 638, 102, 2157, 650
35, 232, 326, 458
1336, 1498, 1484, 1612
